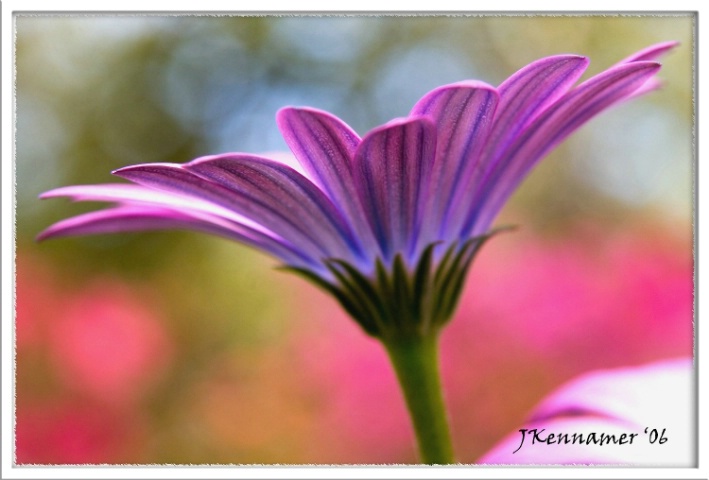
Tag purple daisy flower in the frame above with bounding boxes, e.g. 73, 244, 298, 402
39, 42, 674, 340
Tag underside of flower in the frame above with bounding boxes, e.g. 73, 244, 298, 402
285, 227, 510, 339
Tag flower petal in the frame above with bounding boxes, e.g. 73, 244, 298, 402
486, 54, 589, 156
38, 189, 317, 268
464, 56, 588, 216
255, 150, 309, 177
615, 41, 680, 64
477, 358, 693, 466
183, 153, 365, 263
37, 205, 248, 241
40, 183, 271, 235
614, 41, 679, 101
463, 60, 662, 237
530, 358, 692, 427
410, 82, 499, 244
113, 160, 356, 264
276, 106, 360, 189
276, 107, 377, 252
353, 116, 437, 263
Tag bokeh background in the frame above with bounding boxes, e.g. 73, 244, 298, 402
14, 14, 694, 464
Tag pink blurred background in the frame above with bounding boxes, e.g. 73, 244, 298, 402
15, 217, 692, 464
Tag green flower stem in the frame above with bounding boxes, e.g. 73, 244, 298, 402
382, 332, 455, 464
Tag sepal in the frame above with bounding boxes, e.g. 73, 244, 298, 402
282, 226, 514, 339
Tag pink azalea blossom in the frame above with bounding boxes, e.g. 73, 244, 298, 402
47, 280, 174, 405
